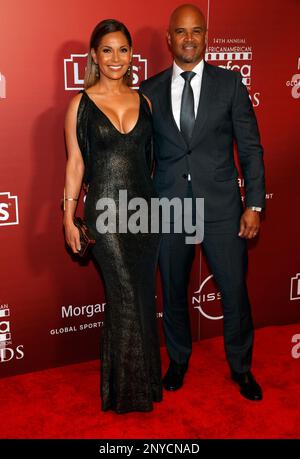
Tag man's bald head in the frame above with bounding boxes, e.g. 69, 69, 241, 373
167, 3, 207, 70
168, 4, 207, 32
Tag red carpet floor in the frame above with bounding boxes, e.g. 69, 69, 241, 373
1, 323, 300, 439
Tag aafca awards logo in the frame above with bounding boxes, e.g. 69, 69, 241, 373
0, 192, 19, 226
290, 273, 300, 301
64, 53, 147, 90
206, 37, 260, 107
0, 72, 6, 99
286, 58, 300, 99
0, 304, 24, 363
192, 275, 223, 320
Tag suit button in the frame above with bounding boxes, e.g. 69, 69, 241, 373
187, 150, 192, 155
182, 174, 188, 179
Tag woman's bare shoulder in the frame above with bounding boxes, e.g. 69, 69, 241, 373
67, 92, 84, 112
65, 92, 85, 129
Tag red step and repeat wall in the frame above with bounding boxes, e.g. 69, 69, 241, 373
0, 0, 299, 377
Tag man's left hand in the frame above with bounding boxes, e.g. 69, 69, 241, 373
238, 209, 261, 239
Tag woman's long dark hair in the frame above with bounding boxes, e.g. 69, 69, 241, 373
84, 19, 133, 89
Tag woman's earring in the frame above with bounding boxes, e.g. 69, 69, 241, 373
127, 63, 132, 77
94, 62, 99, 79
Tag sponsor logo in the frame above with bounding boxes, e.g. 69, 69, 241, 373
0, 192, 19, 226
53, 300, 162, 336
237, 178, 274, 203
61, 303, 105, 318
206, 37, 261, 106
290, 273, 300, 301
0, 304, 25, 363
192, 275, 223, 320
49, 302, 105, 336
291, 334, 300, 359
286, 58, 300, 99
207, 49, 252, 86
64, 53, 86, 90
50, 323, 104, 335
131, 54, 148, 89
0, 307, 11, 345
64, 54, 147, 90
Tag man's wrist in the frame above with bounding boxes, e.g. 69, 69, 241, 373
247, 206, 262, 212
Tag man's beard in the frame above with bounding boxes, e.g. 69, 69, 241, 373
181, 54, 200, 63
179, 45, 203, 64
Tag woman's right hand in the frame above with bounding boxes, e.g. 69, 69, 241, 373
63, 219, 81, 254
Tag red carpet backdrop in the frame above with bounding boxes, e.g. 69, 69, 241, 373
0, 0, 299, 377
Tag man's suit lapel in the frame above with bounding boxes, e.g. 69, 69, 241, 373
190, 62, 216, 149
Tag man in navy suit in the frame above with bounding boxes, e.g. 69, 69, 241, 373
140, 4, 265, 401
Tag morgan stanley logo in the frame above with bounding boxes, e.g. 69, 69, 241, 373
0, 73, 6, 99
0, 192, 19, 226
290, 273, 300, 301
64, 54, 147, 90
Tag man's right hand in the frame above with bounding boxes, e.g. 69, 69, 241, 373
238, 209, 260, 239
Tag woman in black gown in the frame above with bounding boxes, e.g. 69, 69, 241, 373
63, 19, 162, 413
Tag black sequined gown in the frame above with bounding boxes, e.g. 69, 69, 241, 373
76, 90, 162, 413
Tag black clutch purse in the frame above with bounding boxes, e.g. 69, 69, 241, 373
73, 217, 96, 257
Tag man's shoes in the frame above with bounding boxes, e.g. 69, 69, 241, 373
231, 370, 263, 401
163, 360, 188, 391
